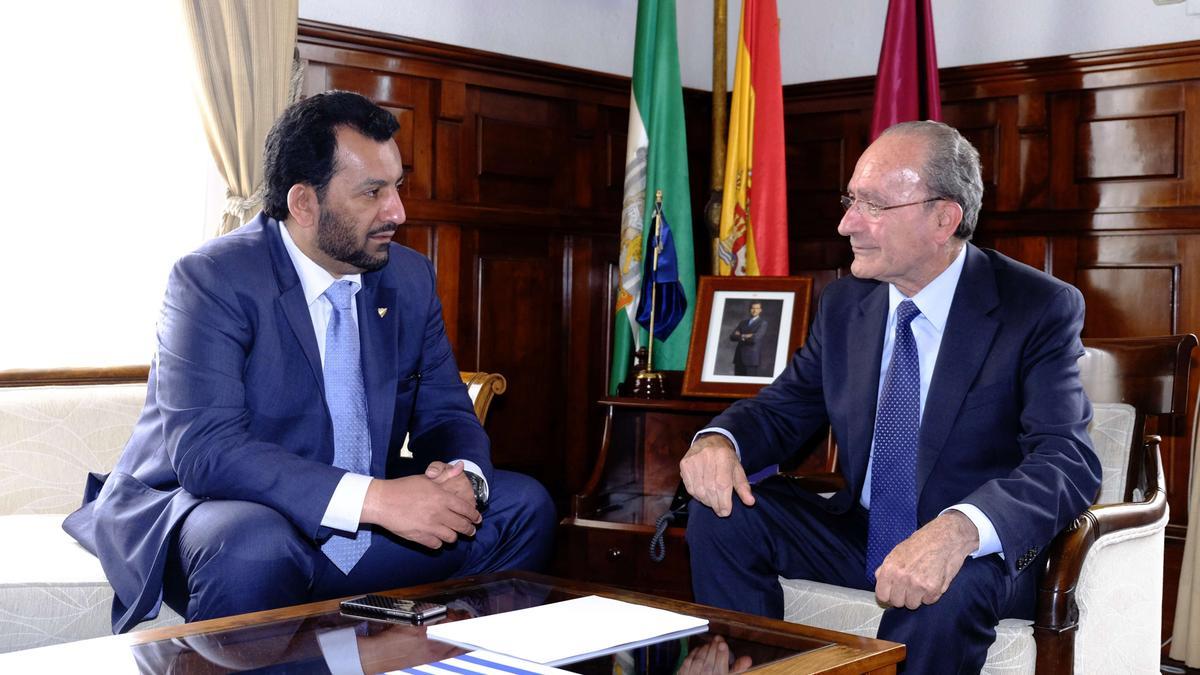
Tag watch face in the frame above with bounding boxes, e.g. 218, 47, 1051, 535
467, 472, 487, 505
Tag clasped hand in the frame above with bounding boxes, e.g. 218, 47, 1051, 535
360, 461, 481, 549
679, 434, 755, 517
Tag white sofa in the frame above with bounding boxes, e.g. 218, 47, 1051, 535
0, 372, 182, 653
0, 367, 506, 653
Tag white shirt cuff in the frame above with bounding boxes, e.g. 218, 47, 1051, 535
316, 626, 365, 675
944, 504, 1003, 558
695, 427, 742, 461
320, 472, 373, 533
453, 459, 489, 501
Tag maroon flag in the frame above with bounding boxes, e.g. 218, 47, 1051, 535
869, 0, 941, 140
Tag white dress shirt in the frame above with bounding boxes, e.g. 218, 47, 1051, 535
699, 244, 1001, 558
278, 223, 484, 535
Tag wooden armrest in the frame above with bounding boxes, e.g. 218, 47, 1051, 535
458, 371, 507, 425
0, 365, 150, 387
1032, 435, 1166, 668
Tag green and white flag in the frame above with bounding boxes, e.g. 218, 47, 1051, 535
610, 0, 696, 395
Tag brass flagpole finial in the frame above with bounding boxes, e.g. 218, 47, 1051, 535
633, 189, 666, 399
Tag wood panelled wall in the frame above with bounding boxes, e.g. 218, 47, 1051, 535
299, 20, 1200, 641
297, 21, 630, 503
780, 41, 1200, 644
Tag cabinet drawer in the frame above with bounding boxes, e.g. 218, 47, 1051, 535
556, 522, 692, 600
636, 528, 691, 599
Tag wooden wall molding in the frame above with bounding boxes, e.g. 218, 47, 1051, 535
783, 39, 1200, 103
300, 20, 629, 102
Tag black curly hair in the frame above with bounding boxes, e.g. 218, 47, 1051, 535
261, 91, 400, 221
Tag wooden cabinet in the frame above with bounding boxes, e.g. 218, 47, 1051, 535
555, 397, 732, 600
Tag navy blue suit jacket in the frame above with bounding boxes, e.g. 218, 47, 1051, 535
64, 215, 490, 632
709, 245, 1102, 578
731, 316, 768, 366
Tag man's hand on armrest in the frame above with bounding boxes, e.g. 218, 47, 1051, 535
360, 475, 480, 549
873, 510, 980, 610
679, 433, 755, 517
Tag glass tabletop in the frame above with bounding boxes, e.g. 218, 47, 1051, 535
111, 577, 832, 673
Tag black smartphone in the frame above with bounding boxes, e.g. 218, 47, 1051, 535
339, 594, 447, 623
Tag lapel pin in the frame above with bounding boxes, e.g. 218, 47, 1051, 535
377, 308, 388, 318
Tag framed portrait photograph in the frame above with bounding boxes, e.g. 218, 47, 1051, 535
682, 276, 813, 398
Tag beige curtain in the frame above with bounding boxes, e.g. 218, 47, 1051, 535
180, 0, 300, 236
1172, 398, 1200, 665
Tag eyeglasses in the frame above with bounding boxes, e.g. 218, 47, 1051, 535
840, 194, 946, 220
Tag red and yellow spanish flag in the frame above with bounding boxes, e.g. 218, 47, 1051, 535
717, 0, 788, 277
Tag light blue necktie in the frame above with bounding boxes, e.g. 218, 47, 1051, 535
866, 299, 921, 584
321, 279, 372, 574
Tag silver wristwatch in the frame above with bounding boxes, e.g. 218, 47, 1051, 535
465, 471, 488, 509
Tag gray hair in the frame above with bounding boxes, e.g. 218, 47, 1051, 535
880, 120, 983, 240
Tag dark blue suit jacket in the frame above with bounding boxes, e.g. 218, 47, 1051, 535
731, 316, 768, 366
710, 245, 1102, 578
64, 215, 490, 632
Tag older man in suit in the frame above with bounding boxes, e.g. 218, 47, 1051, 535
64, 91, 554, 633
681, 121, 1101, 673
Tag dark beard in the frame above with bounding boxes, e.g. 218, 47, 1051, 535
316, 206, 391, 272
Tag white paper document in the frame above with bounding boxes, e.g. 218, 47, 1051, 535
424, 595, 709, 666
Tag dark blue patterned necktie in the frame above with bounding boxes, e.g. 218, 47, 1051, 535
320, 280, 372, 574
866, 299, 921, 584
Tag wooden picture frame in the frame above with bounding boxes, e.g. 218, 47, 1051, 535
682, 276, 813, 398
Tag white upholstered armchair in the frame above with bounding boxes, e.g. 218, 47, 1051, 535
778, 334, 1196, 674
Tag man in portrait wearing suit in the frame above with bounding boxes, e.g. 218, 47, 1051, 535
64, 91, 555, 633
680, 121, 1101, 672
729, 301, 768, 376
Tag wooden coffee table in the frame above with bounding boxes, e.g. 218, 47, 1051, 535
1, 571, 903, 673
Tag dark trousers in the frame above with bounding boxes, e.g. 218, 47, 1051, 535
733, 363, 760, 376
163, 470, 555, 622
687, 476, 1036, 674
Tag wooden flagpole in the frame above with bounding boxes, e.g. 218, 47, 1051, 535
704, 0, 728, 275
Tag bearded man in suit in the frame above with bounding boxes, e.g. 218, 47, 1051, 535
65, 91, 554, 633
681, 121, 1101, 673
